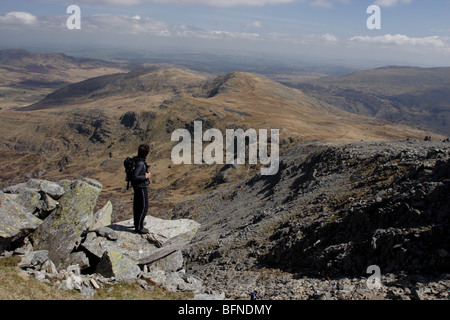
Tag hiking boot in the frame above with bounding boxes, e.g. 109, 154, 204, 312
136, 227, 149, 234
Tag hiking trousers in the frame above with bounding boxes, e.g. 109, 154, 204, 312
133, 186, 148, 230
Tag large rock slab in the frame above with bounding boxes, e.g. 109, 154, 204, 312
30, 179, 102, 268
82, 215, 200, 267
89, 200, 113, 230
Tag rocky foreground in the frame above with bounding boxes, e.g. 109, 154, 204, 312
0, 178, 214, 299
174, 139, 450, 300
1, 139, 449, 300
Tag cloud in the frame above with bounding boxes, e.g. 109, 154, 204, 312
267, 32, 338, 45
76, 0, 295, 7
309, 0, 350, 8
373, 0, 412, 7
82, 14, 172, 35
350, 34, 447, 48
0, 11, 38, 25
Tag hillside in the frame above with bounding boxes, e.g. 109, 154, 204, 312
0, 48, 128, 109
177, 139, 450, 299
1, 65, 441, 224
284, 66, 450, 136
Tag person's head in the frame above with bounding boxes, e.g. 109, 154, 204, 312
138, 144, 150, 158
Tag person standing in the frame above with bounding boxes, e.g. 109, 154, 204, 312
131, 144, 151, 234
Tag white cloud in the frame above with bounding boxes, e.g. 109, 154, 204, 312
0, 11, 38, 25
373, 0, 412, 7
350, 34, 447, 48
83, 14, 171, 35
321, 33, 338, 42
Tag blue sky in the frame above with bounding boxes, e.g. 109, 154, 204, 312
0, 0, 449, 66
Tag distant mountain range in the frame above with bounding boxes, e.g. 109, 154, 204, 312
0, 48, 128, 88
283, 66, 450, 136
0, 48, 129, 108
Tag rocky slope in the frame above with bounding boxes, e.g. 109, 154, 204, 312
174, 139, 450, 299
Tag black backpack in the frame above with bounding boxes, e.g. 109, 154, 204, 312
124, 157, 136, 190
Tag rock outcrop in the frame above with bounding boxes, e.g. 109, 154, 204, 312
30, 179, 102, 267
0, 192, 42, 251
0, 178, 204, 298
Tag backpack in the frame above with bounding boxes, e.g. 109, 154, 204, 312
124, 157, 136, 190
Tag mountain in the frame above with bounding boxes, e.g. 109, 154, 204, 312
1, 65, 439, 222
1, 55, 449, 300
283, 66, 450, 136
20, 66, 209, 110
0, 48, 129, 109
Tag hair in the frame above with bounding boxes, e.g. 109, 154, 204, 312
137, 144, 150, 158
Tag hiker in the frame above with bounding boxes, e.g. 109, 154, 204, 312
131, 144, 151, 234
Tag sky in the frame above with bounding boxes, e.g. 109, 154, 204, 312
0, 0, 449, 67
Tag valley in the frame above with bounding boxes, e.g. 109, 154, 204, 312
283, 66, 450, 136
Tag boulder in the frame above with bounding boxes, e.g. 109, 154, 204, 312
37, 180, 65, 199
30, 179, 102, 268
0, 192, 42, 253
39, 193, 59, 211
11, 187, 41, 214
24, 179, 65, 199
89, 200, 113, 230
95, 250, 141, 281
150, 250, 184, 272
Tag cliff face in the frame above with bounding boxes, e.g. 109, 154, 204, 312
175, 139, 450, 299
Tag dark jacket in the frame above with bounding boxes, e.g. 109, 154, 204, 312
131, 157, 150, 189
